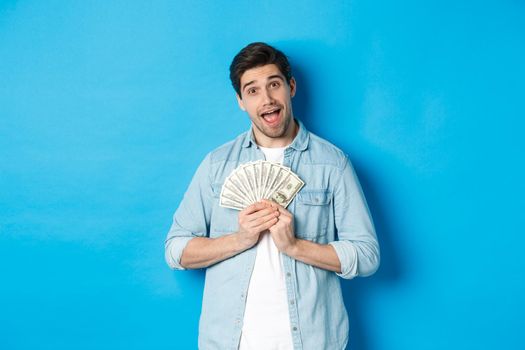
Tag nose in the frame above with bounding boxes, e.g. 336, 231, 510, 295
261, 87, 275, 105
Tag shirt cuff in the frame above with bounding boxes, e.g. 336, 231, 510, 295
328, 241, 358, 279
165, 236, 194, 270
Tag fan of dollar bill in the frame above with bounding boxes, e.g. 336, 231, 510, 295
219, 160, 305, 210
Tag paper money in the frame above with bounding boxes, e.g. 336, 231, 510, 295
219, 160, 304, 210
269, 171, 304, 208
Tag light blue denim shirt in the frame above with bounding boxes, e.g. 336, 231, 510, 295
165, 119, 380, 350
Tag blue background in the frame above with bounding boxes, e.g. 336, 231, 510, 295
1, 1, 524, 349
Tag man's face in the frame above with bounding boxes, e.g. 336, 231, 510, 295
236, 64, 296, 145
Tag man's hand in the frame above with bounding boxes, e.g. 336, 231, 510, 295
262, 199, 298, 255
236, 201, 280, 250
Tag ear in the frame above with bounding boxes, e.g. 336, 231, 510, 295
289, 77, 297, 98
236, 93, 246, 111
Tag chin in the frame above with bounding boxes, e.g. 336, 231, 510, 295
264, 126, 287, 139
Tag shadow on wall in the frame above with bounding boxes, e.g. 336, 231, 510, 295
292, 58, 404, 349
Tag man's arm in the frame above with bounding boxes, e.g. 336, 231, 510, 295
165, 154, 214, 271
179, 234, 247, 269
327, 157, 380, 278
165, 157, 280, 270
264, 156, 380, 279
179, 203, 279, 269
264, 200, 342, 273
286, 239, 342, 273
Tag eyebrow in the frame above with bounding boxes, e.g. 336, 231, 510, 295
242, 74, 285, 92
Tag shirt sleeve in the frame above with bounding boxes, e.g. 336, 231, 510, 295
328, 156, 380, 279
164, 153, 214, 270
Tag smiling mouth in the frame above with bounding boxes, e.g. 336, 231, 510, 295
261, 108, 281, 125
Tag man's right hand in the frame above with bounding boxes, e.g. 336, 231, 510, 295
236, 201, 280, 250
178, 202, 279, 269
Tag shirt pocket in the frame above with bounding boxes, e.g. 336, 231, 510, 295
210, 183, 239, 237
294, 189, 332, 239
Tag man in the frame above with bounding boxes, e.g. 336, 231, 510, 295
165, 42, 380, 350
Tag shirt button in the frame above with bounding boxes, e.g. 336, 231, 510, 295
286, 272, 291, 277
290, 300, 295, 305
293, 326, 298, 331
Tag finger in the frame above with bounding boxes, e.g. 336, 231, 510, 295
272, 204, 291, 217
249, 211, 280, 228
246, 207, 279, 222
253, 216, 279, 232
242, 201, 267, 215
261, 199, 280, 208
260, 200, 292, 219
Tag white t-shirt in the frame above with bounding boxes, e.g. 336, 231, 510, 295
238, 146, 294, 350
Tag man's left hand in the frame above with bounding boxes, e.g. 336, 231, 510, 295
262, 199, 297, 255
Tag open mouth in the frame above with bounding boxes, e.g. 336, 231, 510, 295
260, 108, 281, 125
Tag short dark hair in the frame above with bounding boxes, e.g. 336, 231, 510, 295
229, 42, 292, 98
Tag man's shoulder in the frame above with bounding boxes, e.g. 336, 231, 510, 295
204, 131, 248, 164
306, 130, 348, 169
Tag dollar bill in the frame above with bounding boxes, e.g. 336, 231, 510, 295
221, 180, 251, 207
269, 171, 305, 208
260, 161, 272, 200
235, 166, 257, 203
219, 197, 245, 210
253, 161, 261, 201
242, 163, 257, 201
219, 160, 305, 210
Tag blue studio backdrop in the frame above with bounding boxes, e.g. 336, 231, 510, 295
1, 1, 524, 349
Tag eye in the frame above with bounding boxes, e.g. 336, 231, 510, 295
270, 81, 280, 88
247, 87, 257, 95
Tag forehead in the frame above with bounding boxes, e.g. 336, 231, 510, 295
240, 64, 284, 85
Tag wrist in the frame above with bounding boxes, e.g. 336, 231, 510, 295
232, 231, 251, 252
284, 238, 300, 258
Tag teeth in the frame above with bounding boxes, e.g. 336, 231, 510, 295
262, 109, 279, 116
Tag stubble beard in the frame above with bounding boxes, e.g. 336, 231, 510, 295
254, 112, 293, 140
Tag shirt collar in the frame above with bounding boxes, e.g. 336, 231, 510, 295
241, 118, 309, 151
